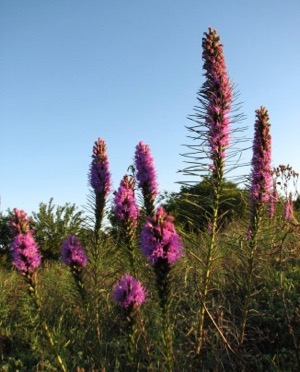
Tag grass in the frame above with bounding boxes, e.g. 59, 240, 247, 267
1, 216, 299, 371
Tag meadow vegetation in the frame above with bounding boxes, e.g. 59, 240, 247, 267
1, 28, 299, 371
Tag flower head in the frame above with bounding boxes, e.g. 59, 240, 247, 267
141, 206, 183, 266
250, 107, 272, 207
269, 182, 278, 218
10, 233, 41, 274
284, 193, 294, 221
114, 175, 139, 227
112, 274, 147, 309
10, 208, 32, 236
134, 141, 158, 215
62, 235, 88, 268
89, 138, 111, 195
202, 28, 232, 164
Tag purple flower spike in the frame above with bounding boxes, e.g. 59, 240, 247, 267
10, 208, 32, 236
89, 138, 111, 195
202, 28, 232, 165
62, 235, 88, 268
269, 182, 278, 219
141, 206, 183, 266
114, 175, 139, 228
10, 233, 41, 274
284, 193, 294, 221
113, 274, 147, 309
250, 107, 272, 207
134, 141, 158, 215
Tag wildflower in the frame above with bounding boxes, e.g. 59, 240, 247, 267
10, 233, 41, 274
284, 193, 294, 221
141, 206, 183, 266
269, 182, 278, 218
10, 208, 32, 236
202, 27, 232, 165
112, 274, 147, 309
134, 141, 158, 216
114, 175, 139, 228
89, 138, 111, 195
61, 235, 87, 268
89, 138, 111, 236
250, 107, 272, 208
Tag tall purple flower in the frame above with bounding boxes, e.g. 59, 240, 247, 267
284, 193, 294, 221
269, 182, 278, 219
10, 208, 32, 236
62, 235, 88, 268
89, 138, 111, 237
250, 107, 272, 208
10, 233, 41, 274
141, 206, 183, 266
112, 274, 147, 310
202, 28, 233, 167
90, 138, 111, 195
114, 175, 139, 228
134, 141, 158, 216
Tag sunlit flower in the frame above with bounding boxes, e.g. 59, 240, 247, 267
112, 274, 147, 309
269, 182, 278, 218
62, 235, 87, 268
114, 175, 139, 228
10, 208, 32, 236
10, 233, 41, 274
202, 28, 232, 165
141, 206, 183, 265
250, 107, 272, 207
135, 141, 158, 216
89, 138, 111, 195
284, 193, 294, 221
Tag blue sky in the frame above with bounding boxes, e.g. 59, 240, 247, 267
1, 0, 300, 214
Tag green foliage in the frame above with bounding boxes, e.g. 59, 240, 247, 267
1, 225, 300, 370
31, 198, 86, 260
0, 212, 12, 266
0, 213, 11, 249
161, 178, 248, 232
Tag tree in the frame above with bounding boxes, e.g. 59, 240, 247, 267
161, 178, 247, 232
31, 198, 86, 260
0, 212, 11, 265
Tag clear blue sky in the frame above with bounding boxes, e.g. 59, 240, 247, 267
1, 0, 300, 214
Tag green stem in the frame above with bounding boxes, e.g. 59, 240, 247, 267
90, 197, 105, 350
196, 172, 221, 355
126, 314, 136, 368
163, 305, 173, 372
154, 260, 173, 371
124, 223, 138, 277
239, 207, 261, 345
26, 272, 67, 372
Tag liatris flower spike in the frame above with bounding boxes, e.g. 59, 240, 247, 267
202, 27, 232, 167
284, 193, 294, 221
269, 182, 278, 219
250, 107, 272, 208
113, 274, 147, 310
62, 235, 88, 268
134, 141, 158, 216
114, 175, 139, 229
90, 138, 111, 195
89, 138, 111, 237
10, 208, 32, 236
11, 228, 66, 371
141, 207, 182, 369
62, 235, 87, 301
114, 175, 140, 274
10, 233, 41, 275
141, 206, 183, 266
